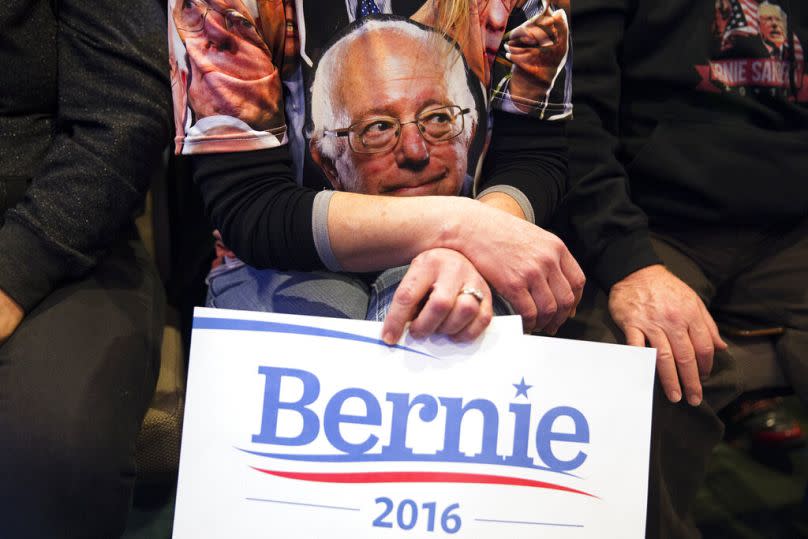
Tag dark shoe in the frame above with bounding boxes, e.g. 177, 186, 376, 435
723, 397, 806, 450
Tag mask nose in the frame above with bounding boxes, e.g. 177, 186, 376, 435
395, 122, 430, 168
203, 11, 237, 52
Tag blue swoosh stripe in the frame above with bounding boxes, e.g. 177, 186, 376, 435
193, 316, 436, 358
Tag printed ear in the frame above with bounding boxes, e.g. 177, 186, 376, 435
310, 138, 342, 190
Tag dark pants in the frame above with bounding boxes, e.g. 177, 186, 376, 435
556, 218, 808, 539
0, 234, 163, 538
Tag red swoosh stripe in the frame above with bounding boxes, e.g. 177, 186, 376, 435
252, 468, 597, 498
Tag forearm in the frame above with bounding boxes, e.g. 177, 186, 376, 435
565, 0, 660, 289
193, 148, 321, 271
326, 192, 476, 272
0, 0, 170, 311
194, 150, 519, 274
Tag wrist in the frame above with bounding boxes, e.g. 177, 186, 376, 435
435, 196, 478, 254
477, 190, 528, 221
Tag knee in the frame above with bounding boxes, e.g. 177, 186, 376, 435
0, 406, 136, 537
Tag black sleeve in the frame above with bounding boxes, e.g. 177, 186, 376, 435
191, 147, 323, 271
479, 110, 568, 227
0, 0, 171, 312
563, 0, 662, 290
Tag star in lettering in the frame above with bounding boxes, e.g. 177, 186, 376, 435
513, 377, 533, 399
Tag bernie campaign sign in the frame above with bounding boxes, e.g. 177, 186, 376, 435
173, 308, 655, 538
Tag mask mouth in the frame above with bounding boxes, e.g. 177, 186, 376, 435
380, 170, 451, 196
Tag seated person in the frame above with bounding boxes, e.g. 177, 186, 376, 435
557, 0, 808, 536
169, 0, 583, 342
0, 0, 170, 536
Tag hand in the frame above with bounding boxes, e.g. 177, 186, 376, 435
608, 265, 728, 406
452, 204, 585, 335
714, 0, 732, 36
506, 8, 569, 105
382, 248, 493, 344
0, 289, 24, 343
325, 196, 584, 334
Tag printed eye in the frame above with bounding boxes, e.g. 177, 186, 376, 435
362, 120, 395, 135
422, 111, 453, 125
223, 11, 253, 31
236, 17, 254, 30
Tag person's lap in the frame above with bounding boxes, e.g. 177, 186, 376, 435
206, 263, 377, 320
0, 233, 163, 539
556, 239, 740, 538
556, 220, 808, 538
708, 219, 808, 404
206, 263, 513, 322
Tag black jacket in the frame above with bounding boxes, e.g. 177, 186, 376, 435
0, 0, 171, 311
562, 0, 808, 290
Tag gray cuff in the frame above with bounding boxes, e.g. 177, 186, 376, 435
476, 186, 535, 224
312, 190, 342, 272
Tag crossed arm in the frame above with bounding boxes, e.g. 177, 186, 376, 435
325, 190, 584, 344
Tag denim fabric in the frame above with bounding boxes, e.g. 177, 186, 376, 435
206, 264, 372, 319
207, 263, 514, 321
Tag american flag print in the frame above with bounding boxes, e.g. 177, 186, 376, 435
720, 0, 760, 49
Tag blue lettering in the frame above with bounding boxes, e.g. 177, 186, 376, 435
381, 393, 439, 458
437, 398, 501, 462
252, 366, 320, 446
323, 388, 381, 454
535, 406, 589, 471
503, 403, 533, 466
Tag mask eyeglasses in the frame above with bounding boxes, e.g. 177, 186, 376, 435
323, 105, 471, 154
176, 0, 266, 49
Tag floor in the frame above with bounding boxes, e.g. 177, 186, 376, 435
123, 397, 808, 539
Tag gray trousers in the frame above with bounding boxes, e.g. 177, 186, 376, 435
556, 218, 808, 539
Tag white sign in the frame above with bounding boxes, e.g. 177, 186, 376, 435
173, 308, 655, 538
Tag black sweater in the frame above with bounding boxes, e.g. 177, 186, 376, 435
193, 114, 568, 271
0, 0, 172, 311
564, 0, 808, 290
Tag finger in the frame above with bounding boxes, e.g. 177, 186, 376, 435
450, 302, 494, 342
382, 269, 433, 344
552, 11, 569, 39
700, 302, 728, 350
667, 329, 703, 406
505, 46, 547, 58
502, 287, 538, 333
529, 277, 558, 333
543, 268, 576, 335
643, 327, 683, 404
688, 317, 715, 380
624, 325, 646, 348
437, 288, 489, 336
560, 249, 586, 313
503, 51, 541, 68
506, 27, 552, 47
408, 285, 456, 339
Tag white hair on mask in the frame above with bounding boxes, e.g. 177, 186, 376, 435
310, 18, 478, 160
759, 1, 787, 22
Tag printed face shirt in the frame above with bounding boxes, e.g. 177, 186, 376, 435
169, 0, 573, 196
